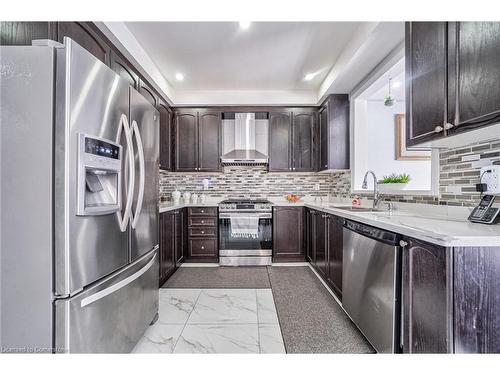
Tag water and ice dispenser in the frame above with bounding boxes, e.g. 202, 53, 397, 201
77, 133, 122, 216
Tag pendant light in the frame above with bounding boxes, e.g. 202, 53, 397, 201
384, 77, 394, 107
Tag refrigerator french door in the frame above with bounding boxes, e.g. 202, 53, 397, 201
0, 37, 159, 353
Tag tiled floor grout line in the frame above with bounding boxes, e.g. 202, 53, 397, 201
170, 288, 203, 353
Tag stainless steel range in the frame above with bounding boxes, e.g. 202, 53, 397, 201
219, 199, 273, 266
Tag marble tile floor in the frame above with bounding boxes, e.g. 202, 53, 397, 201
132, 288, 286, 354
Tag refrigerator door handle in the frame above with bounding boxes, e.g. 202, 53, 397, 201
80, 252, 157, 308
116, 114, 135, 232
131, 120, 145, 229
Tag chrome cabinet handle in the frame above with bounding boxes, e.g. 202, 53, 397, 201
400, 240, 408, 247
201, 220, 204, 223
444, 122, 454, 130
434, 125, 444, 133
201, 246, 205, 250
201, 210, 204, 213
201, 231, 205, 234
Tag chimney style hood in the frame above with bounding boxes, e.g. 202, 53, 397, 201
221, 113, 269, 166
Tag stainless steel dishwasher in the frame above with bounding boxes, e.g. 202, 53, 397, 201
342, 220, 401, 353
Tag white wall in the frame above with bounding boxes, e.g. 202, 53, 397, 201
353, 100, 432, 191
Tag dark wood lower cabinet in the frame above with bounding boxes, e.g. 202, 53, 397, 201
307, 210, 342, 300
326, 214, 343, 299
453, 246, 500, 353
159, 209, 186, 286
401, 237, 452, 353
186, 207, 218, 262
273, 206, 305, 262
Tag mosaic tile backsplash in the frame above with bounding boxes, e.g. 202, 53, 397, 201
159, 139, 500, 207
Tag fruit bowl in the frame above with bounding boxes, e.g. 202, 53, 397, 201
286, 194, 300, 202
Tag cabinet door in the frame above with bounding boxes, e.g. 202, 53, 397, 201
326, 215, 343, 299
174, 112, 198, 171
174, 210, 185, 265
0, 22, 57, 45
292, 111, 316, 171
198, 112, 222, 171
159, 212, 175, 285
110, 50, 139, 89
318, 105, 328, 171
158, 100, 172, 171
269, 112, 292, 172
57, 22, 111, 64
305, 209, 314, 263
402, 238, 452, 353
138, 79, 158, 107
454, 246, 500, 353
405, 22, 448, 146
314, 213, 327, 276
450, 22, 500, 132
273, 206, 304, 261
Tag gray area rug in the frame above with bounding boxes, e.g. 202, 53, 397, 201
267, 266, 375, 354
162, 266, 271, 288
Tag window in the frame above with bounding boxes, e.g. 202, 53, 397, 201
351, 55, 438, 196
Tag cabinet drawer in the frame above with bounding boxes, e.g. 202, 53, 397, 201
189, 227, 217, 237
188, 207, 217, 217
188, 217, 217, 227
188, 238, 218, 257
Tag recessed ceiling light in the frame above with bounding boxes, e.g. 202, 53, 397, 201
175, 73, 184, 81
239, 21, 251, 30
304, 73, 315, 81
392, 80, 401, 88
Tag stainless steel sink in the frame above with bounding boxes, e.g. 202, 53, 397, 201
329, 206, 382, 212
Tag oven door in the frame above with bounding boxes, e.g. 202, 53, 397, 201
219, 212, 272, 258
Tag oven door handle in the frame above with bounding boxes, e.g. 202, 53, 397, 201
219, 212, 272, 219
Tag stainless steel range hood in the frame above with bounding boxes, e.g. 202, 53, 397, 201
221, 113, 269, 166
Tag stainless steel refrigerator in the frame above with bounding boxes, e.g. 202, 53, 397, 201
0, 38, 159, 353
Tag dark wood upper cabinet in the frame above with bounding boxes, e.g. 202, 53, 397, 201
318, 95, 349, 171
138, 79, 158, 107
405, 22, 448, 146
326, 214, 343, 300
401, 237, 452, 353
273, 206, 304, 261
110, 50, 139, 89
406, 21, 500, 146
174, 112, 198, 171
292, 111, 316, 171
158, 99, 172, 171
198, 112, 222, 171
57, 22, 111, 65
450, 22, 500, 132
269, 112, 292, 172
0, 22, 57, 45
174, 110, 221, 172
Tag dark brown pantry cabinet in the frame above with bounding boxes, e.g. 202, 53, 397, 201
174, 110, 222, 172
406, 22, 500, 146
273, 206, 304, 261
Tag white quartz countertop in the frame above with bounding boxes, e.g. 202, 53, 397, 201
268, 198, 500, 248
158, 197, 500, 247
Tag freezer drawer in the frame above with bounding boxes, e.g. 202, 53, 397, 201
54, 249, 158, 353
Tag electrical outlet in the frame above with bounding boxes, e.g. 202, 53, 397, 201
480, 165, 500, 194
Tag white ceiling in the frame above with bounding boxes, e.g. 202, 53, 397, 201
360, 58, 405, 101
124, 22, 362, 91
102, 21, 404, 105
